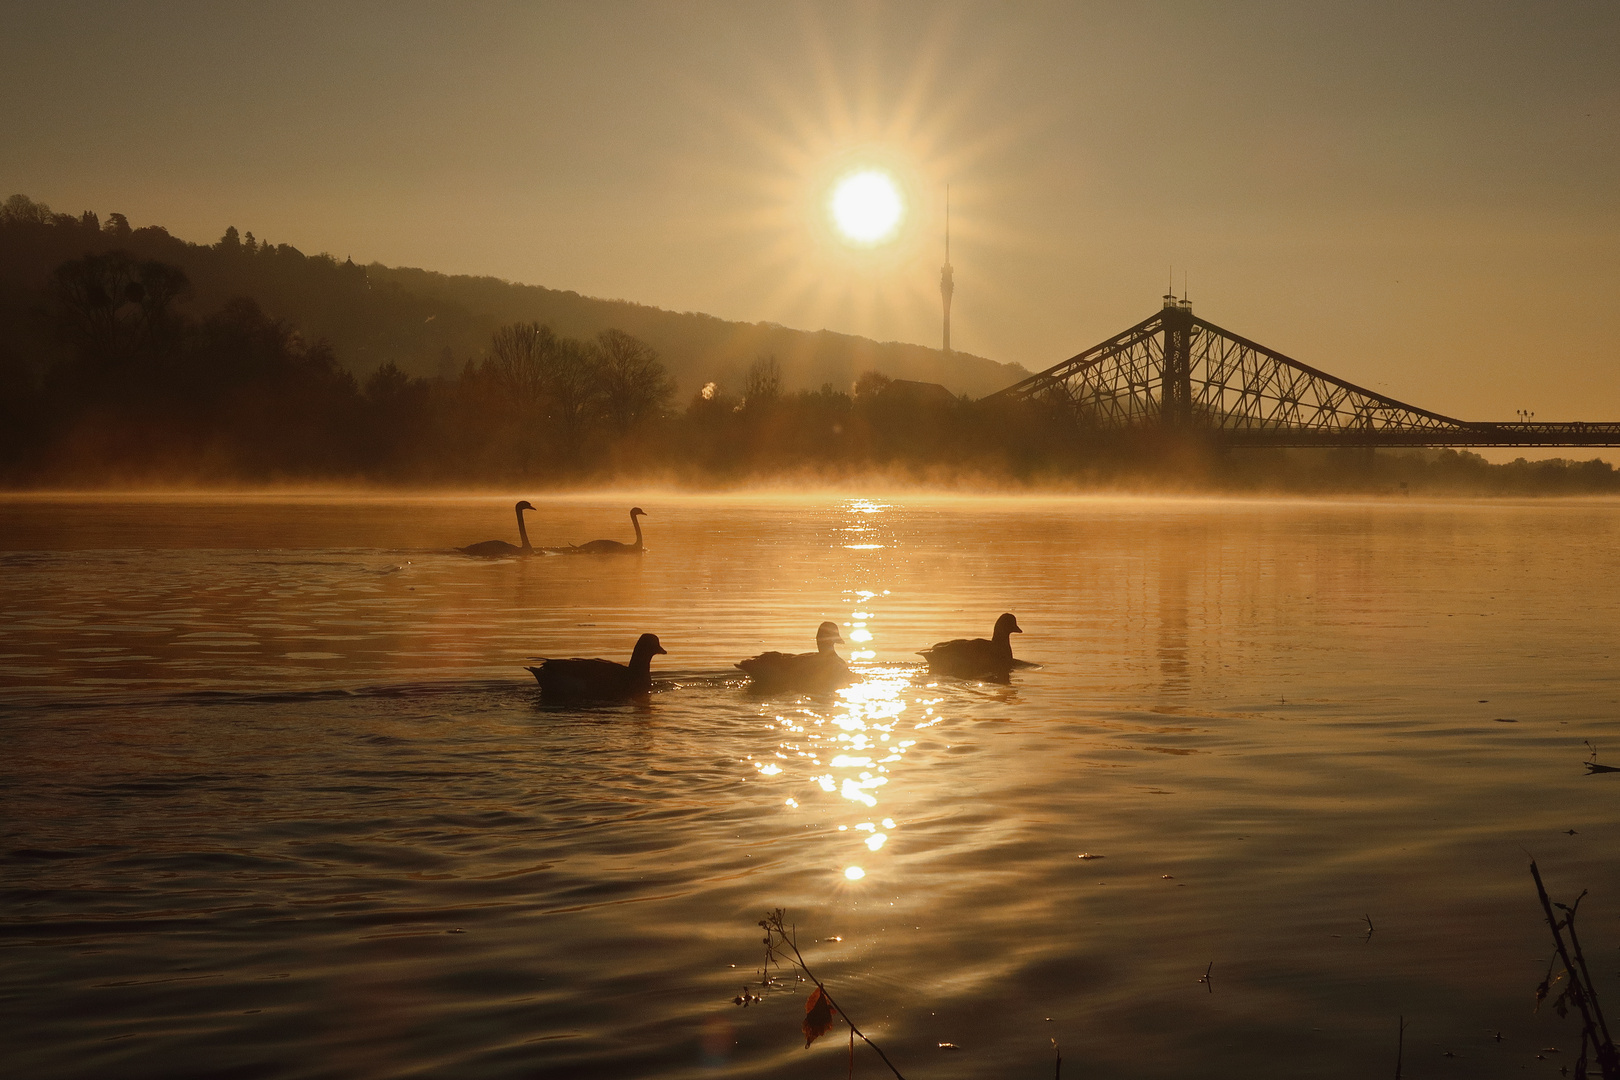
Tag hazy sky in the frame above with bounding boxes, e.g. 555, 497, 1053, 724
4, 1, 1617, 421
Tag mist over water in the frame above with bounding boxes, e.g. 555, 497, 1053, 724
3, 493, 1619, 1079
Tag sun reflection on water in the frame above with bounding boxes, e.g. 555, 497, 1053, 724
748, 497, 938, 878
756, 665, 929, 875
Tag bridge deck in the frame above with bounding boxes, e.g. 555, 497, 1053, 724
1218, 424, 1620, 448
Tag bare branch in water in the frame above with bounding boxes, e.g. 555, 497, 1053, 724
746, 909, 908, 1080
1529, 860, 1619, 1078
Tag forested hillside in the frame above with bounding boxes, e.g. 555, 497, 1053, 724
0, 194, 1026, 398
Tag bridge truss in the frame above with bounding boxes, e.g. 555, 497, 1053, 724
986, 299, 1620, 448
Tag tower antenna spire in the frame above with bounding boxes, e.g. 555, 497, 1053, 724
940, 184, 954, 356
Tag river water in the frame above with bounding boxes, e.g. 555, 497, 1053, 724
3, 492, 1618, 1079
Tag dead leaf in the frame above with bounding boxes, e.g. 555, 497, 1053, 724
803, 986, 835, 1048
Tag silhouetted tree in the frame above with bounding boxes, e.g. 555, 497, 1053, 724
52, 252, 191, 368
545, 335, 602, 450
852, 370, 891, 400
487, 321, 554, 410
594, 328, 673, 433
744, 354, 782, 407
1, 194, 51, 225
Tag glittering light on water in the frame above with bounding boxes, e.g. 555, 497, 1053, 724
845, 866, 866, 880
840, 777, 882, 806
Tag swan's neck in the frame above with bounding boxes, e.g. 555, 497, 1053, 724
516, 506, 533, 552
630, 513, 643, 548
993, 627, 1012, 648
629, 647, 654, 674
818, 639, 839, 655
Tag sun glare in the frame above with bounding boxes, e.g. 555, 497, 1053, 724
830, 170, 904, 245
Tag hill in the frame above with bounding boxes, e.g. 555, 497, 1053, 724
0, 194, 1026, 398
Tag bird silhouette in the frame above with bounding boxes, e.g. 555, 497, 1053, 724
737, 621, 854, 692
571, 507, 647, 554
919, 613, 1023, 678
458, 501, 536, 557
526, 633, 666, 699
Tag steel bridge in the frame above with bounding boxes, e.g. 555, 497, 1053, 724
984, 296, 1620, 448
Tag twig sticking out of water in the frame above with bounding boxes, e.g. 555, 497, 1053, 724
1197, 961, 1213, 993
1364, 914, 1375, 943
1586, 740, 1620, 774
752, 909, 907, 1080
1529, 860, 1619, 1079
1052, 1037, 1061, 1079
1395, 1015, 1406, 1079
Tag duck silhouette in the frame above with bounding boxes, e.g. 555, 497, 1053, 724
572, 507, 647, 554
919, 613, 1023, 678
458, 501, 536, 557
737, 621, 854, 692
526, 633, 667, 699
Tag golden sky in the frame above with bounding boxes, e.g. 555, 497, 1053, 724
3, 1, 1616, 421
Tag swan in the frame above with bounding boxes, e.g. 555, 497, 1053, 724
526, 633, 667, 699
572, 507, 647, 554
919, 613, 1023, 678
737, 621, 854, 691
458, 501, 536, 557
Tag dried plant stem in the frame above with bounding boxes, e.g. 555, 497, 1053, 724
760, 910, 907, 1080
1529, 860, 1619, 1079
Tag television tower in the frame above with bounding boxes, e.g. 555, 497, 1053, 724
940, 185, 954, 356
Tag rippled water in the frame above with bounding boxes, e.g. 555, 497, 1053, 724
3, 492, 1619, 1079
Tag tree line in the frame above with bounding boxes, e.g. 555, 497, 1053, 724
3, 193, 1618, 493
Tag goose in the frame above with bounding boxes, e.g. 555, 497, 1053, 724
919, 613, 1023, 678
572, 506, 647, 554
526, 633, 667, 699
737, 621, 854, 692
458, 501, 536, 557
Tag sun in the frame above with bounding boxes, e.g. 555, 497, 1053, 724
829, 170, 904, 245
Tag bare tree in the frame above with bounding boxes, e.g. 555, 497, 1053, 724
1, 194, 52, 225
744, 354, 782, 408
487, 322, 554, 410
52, 252, 191, 363
593, 328, 673, 434
547, 335, 604, 443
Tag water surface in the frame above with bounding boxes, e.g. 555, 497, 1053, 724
3, 493, 1618, 1078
